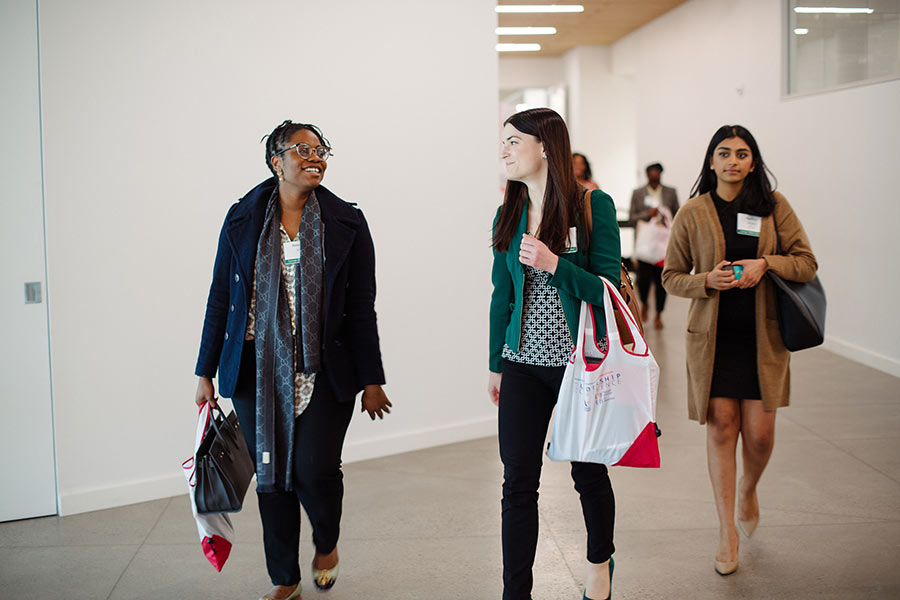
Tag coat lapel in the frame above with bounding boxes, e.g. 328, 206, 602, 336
224, 179, 273, 305
506, 202, 529, 271
318, 188, 356, 302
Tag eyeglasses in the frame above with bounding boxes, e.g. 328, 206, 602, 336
274, 143, 333, 161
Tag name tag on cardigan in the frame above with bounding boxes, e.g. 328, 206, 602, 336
283, 240, 301, 264
564, 227, 578, 253
737, 213, 762, 237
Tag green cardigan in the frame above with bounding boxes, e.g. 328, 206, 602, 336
489, 189, 622, 373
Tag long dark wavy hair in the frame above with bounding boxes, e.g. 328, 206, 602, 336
690, 125, 776, 216
493, 108, 582, 254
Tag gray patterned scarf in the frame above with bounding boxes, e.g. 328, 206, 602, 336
254, 188, 324, 492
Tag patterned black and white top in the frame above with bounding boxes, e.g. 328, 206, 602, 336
502, 265, 576, 367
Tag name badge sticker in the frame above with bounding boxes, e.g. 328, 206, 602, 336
737, 213, 762, 237
564, 227, 578, 253
283, 240, 301, 264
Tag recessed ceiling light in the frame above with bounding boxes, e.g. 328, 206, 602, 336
794, 27, 810, 34
496, 5, 584, 13
496, 43, 542, 52
793, 6, 874, 14
496, 27, 558, 35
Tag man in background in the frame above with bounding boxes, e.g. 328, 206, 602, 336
630, 162, 679, 328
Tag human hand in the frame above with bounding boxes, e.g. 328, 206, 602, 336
705, 260, 737, 291
519, 234, 559, 273
488, 372, 502, 406
361, 385, 392, 420
647, 207, 659, 219
732, 258, 768, 289
195, 376, 218, 409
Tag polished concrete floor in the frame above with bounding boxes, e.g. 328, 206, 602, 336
2, 297, 900, 599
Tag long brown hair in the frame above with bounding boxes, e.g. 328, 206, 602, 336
492, 108, 581, 253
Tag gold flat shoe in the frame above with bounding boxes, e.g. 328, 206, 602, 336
259, 582, 302, 600
715, 559, 738, 576
312, 561, 339, 591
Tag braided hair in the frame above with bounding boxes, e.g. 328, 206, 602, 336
261, 120, 331, 177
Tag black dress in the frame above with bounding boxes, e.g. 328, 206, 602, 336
709, 190, 762, 400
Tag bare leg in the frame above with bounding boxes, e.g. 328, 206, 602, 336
584, 559, 610, 599
738, 401, 776, 528
706, 397, 741, 565
313, 547, 339, 569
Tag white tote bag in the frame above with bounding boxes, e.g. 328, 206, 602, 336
182, 402, 236, 571
633, 207, 672, 266
547, 277, 661, 467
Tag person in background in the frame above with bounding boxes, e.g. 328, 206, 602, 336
194, 120, 392, 600
573, 152, 599, 191
662, 125, 817, 576
491, 109, 621, 600
630, 162, 679, 328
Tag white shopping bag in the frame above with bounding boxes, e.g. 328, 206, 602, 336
547, 277, 660, 467
633, 207, 672, 266
182, 402, 236, 571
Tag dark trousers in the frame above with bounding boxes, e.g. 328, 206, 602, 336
232, 341, 355, 587
636, 260, 667, 314
498, 359, 615, 600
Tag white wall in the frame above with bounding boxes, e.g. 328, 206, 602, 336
37, 0, 499, 515
502, 0, 900, 376
498, 56, 565, 90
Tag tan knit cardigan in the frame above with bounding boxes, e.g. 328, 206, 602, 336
661, 192, 818, 424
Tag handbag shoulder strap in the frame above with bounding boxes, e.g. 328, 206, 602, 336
772, 203, 780, 255
583, 188, 593, 235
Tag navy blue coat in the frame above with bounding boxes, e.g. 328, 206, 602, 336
195, 177, 386, 403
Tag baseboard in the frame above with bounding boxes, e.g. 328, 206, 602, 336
59, 473, 187, 516
823, 335, 900, 378
341, 415, 497, 464
57, 416, 497, 516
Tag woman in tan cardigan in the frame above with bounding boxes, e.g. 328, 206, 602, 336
662, 125, 817, 576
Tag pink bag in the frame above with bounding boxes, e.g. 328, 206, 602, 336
547, 277, 660, 467
182, 403, 236, 571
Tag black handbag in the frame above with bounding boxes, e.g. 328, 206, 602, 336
195, 406, 255, 514
767, 217, 826, 351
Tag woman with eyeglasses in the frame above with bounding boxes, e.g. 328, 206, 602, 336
194, 120, 391, 600
489, 108, 621, 600
662, 125, 817, 576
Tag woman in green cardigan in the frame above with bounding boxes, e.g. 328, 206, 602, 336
488, 108, 621, 600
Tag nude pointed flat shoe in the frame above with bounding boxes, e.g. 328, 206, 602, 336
738, 515, 759, 538
715, 559, 738, 576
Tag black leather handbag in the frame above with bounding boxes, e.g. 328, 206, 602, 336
195, 407, 255, 514
767, 218, 826, 352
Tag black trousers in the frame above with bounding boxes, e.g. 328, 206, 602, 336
232, 341, 355, 587
636, 259, 667, 314
498, 359, 615, 600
